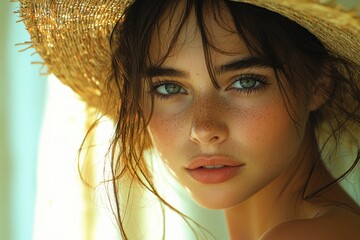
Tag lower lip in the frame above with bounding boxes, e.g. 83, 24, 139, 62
186, 165, 243, 184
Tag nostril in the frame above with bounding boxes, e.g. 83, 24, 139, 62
211, 136, 220, 142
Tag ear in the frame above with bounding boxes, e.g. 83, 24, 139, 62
309, 75, 333, 112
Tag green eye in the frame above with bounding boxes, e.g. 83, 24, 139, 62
231, 78, 259, 89
227, 74, 269, 94
158, 83, 181, 94
153, 82, 186, 97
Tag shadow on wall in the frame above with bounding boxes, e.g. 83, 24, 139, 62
0, 3, 12, 240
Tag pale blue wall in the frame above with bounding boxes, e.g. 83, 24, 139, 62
1, 1, 46, 240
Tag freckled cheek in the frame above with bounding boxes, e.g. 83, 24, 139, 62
232, 104, 301, 156
147, 112, 187, 153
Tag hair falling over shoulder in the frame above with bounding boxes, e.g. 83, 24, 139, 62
91, 0, 360, 238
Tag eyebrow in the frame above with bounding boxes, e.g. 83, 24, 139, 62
146, 66, 190, 78
217, 57, 270, 74
146, 57, 270, 78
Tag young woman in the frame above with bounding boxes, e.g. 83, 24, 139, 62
19, 0, 360, 239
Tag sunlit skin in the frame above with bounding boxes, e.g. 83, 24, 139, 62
144, 3, 360, 240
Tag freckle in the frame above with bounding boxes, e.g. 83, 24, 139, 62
163, 113, 185, 132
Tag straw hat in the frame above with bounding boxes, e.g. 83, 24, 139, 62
18, 0, 360, 118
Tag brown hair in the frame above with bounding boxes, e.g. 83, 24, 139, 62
104, 0, 360, 238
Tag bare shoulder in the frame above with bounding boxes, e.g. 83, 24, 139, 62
260, 207, 360, 240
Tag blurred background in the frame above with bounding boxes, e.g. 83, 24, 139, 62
1, 1, 46, 240
1, 0, 359, 240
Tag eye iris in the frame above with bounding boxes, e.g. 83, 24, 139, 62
165, 84, 181, 94
240, 79, 256, 88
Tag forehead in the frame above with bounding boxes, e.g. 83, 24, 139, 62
148, 1, 250, 65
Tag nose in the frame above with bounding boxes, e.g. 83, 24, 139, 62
189, 98, 229, 145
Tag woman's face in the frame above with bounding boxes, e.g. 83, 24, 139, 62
144, 5, 312, 209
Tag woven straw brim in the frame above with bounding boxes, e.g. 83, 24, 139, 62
239, 0, 360, 66
18, 0, 132, 117
18, 0, 360, 119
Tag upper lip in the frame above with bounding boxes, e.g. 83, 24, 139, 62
185, 156, 243, 170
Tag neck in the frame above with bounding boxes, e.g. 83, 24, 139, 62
224, 129, 324, 240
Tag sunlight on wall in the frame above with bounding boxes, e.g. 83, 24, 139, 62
34, 77, 86, 240
33, 76, 121, 240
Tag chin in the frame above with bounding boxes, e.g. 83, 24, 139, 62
187, 188, 250, 210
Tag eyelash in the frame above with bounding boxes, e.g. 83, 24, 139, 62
150, 74, 270, 99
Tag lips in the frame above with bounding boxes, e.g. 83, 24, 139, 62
186, 156, 242, 169
185, 156, 244, 184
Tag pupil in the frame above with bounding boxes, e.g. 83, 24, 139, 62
241, 79, 256, 88
165, 84, 179, 93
